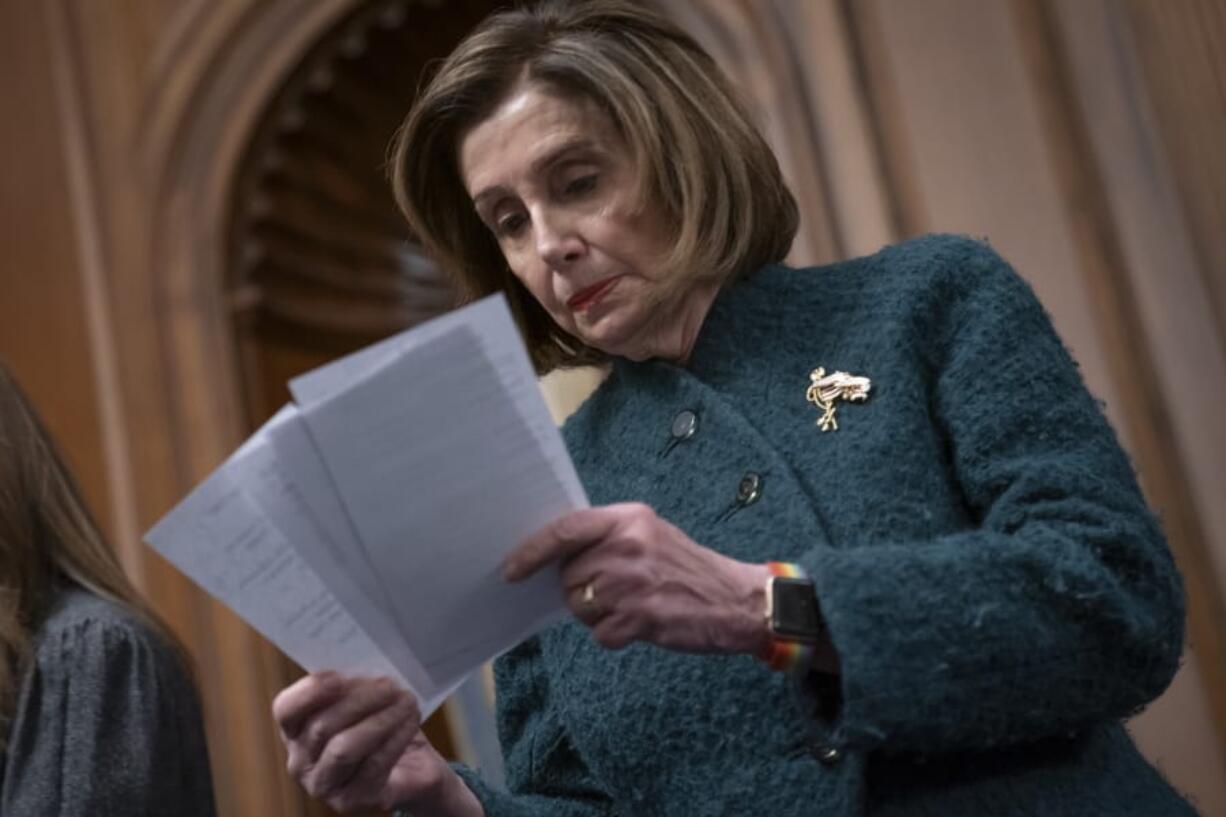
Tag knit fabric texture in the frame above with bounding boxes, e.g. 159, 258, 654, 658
454, 234, 1198, 817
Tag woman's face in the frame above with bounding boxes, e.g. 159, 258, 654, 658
459, 84, 677, 358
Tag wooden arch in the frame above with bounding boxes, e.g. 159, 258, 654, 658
135, 2, 494, 814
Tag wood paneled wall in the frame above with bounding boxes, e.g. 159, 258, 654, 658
0, 1, 114, 548
5, 4, 373, 815
1127, 0, 1226, 345
3, 1, 1224, 815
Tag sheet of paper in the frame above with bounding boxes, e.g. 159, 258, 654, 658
289, 297, 506, 406
298, 324, 577, 690
229, 408, 443, 705
142, 465, 462, 710
262, 409, 384, 606
146, 293, 587, 710
289, 294, 587, 509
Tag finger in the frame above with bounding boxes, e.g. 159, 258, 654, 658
504, 507, 623, 581
304, 696, 417, 797
302, 693, 420, 798
323, 703, 418, 809
295, 677, 402, 768
591, 611, 641, 651
285, 739, 313, 784
273, 671, 346, 742
557, 535, 645, 592
567, 580, 611, 626
558, 543, 651, 618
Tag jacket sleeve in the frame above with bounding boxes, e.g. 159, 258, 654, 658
799, 238, 1185, 755
451, 637, 614, 817
1, 615, 217, 817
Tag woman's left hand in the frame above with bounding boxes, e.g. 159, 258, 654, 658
504, 503, 771, 655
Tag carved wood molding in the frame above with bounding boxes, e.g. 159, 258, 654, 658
139, 0, 365, 463
141, 6, 371, 811
131, 2, 486, 814
227, 0, 505, 339
41, 0, 144, 578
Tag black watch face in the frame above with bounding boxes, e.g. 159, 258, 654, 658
771, 577, 823, 641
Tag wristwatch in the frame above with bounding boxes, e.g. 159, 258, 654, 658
761, 562, 825, 672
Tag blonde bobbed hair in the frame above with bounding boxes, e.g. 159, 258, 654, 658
390, 0, 798, 371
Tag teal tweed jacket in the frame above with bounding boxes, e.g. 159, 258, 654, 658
456, 235, 1197, 816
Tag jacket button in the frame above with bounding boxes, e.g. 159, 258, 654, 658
671, 409, 699, 440
736, 472, 762, 505
811, 744, 842, 766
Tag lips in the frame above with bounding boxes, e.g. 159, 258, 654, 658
566, 276, 621, 312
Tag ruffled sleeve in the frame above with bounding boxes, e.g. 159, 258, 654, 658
1, 593, 216, 816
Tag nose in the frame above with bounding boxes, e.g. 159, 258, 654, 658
533, 206, 585, 269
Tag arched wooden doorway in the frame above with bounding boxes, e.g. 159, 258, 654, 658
138, 1, 502, 813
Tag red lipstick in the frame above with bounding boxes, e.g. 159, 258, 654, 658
566, 276, 621, 312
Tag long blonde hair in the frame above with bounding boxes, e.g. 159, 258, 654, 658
0, 362, 177, 749
391, 0, 798, 372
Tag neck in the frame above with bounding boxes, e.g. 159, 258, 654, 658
622, 281, 721, 364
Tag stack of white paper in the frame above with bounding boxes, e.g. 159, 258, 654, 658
145, 295, 587, 716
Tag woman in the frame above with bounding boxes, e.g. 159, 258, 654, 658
0, 362, 216, 816
272, 2, 1199, 815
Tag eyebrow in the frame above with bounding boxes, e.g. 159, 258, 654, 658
471, 138, 599, 209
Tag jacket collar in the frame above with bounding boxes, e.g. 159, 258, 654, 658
674, 263, 795, 386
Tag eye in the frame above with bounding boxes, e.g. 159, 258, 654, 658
563, 174, 598, 197
496, 212, 527, 238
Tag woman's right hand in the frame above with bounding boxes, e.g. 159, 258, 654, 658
271, 672, 483, 815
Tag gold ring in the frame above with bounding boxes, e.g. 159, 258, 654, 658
580, 582, 598, 610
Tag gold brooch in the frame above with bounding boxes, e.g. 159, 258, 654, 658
806, 367, 872, 431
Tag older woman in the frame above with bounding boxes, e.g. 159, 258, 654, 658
271, 2, 1198, 816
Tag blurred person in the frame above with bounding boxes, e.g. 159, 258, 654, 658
272, 2, 1199, 816
0, 362, 216, 816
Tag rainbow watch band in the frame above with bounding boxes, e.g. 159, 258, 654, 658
761, 562, 817, 674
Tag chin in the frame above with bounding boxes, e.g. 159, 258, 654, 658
575, 321, 643, 358
566, 298, 651, 356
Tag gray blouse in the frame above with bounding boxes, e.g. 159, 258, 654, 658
0, 587, 216, 816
